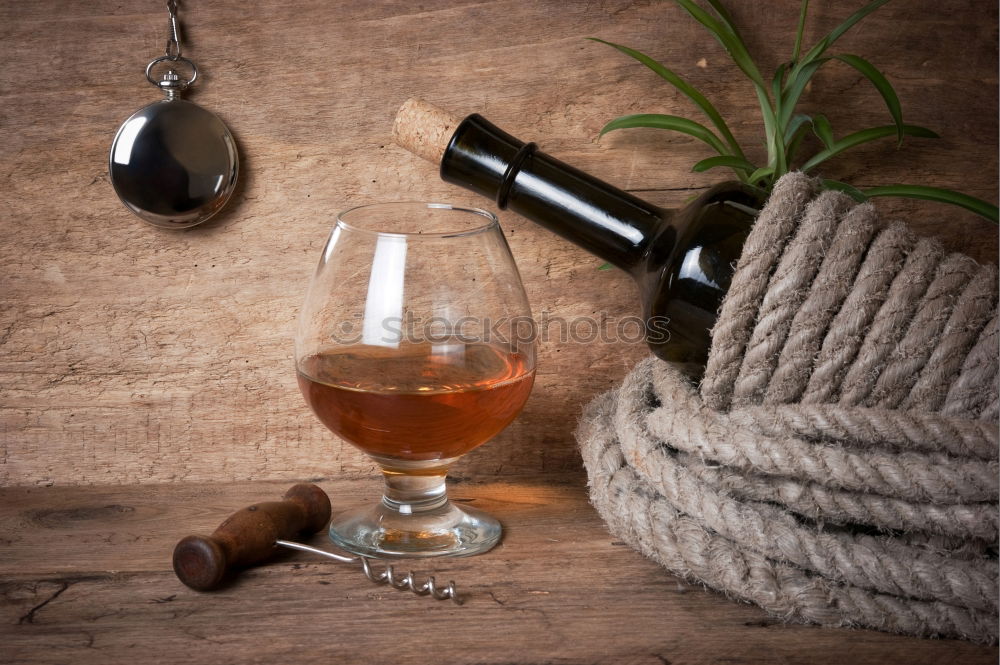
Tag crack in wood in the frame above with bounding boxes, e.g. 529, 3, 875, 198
26, 504, 135, 528
17, 581, 70, 624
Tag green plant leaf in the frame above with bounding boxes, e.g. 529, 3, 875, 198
783, 113, 812, 143
704, 0, 745, 40
822, 178, 867, 201
783, 114, 815, 164
779, 58, 828, 129
787, 0, 889, 94
773, 106, 835, 163
598, 262, 613, 271
862, 185, 999, 223
832, 54, 904, 145
787, 36, 828, 86
824, 179, 999, 223
794, 0, 890, 71
748, 166, 775, 186
772, 62, 788, 106
672, 1, 777, 174
800, 124, 939, 172
691, 155, 757, 176
673, 0, 767, 88
785, 126, 811, 165
599, 113, 730, 156
812, 113, 835, 148
771, 65, 787, 165
828, 0, 892, 45
792, 0, 810, 62
756, 86, 784, 177
723, 200, 763, 217
588, 38, 744, 158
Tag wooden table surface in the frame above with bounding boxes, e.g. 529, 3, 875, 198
2, 477, 996, 665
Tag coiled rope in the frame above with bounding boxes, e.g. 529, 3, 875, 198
577, 173, 999, 643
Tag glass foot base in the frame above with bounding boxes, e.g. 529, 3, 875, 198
328, 499, 502, 559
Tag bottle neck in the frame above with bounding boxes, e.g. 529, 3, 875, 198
440, 114, 666, 272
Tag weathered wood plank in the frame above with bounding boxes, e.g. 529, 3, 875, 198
1, 0, 996, 485
2, 479, 996, 664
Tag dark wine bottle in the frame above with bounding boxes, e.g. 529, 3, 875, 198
393, 99, 764, 372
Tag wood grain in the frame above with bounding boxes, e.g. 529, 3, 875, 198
1, 0, 997, 485
2, 477, 997, 664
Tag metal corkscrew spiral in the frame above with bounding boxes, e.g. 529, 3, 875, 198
276, 540, 460, 603
171, 484, 462, 604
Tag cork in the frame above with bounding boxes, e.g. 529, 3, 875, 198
392, 98, 462, 165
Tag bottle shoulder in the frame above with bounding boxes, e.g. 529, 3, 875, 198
640, 181, 761, 278
637, 181, 762, 367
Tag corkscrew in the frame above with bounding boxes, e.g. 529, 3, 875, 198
172, 483, 460, 603
274, 539, 458, 601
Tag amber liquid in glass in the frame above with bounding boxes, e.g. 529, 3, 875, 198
297, 343, 535, 465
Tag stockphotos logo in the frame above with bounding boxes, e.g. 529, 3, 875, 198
327, 311, 671, 348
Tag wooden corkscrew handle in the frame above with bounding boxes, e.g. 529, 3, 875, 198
172, 483, 332, 591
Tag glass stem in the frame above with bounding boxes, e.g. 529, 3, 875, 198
381, 471, 449, 514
